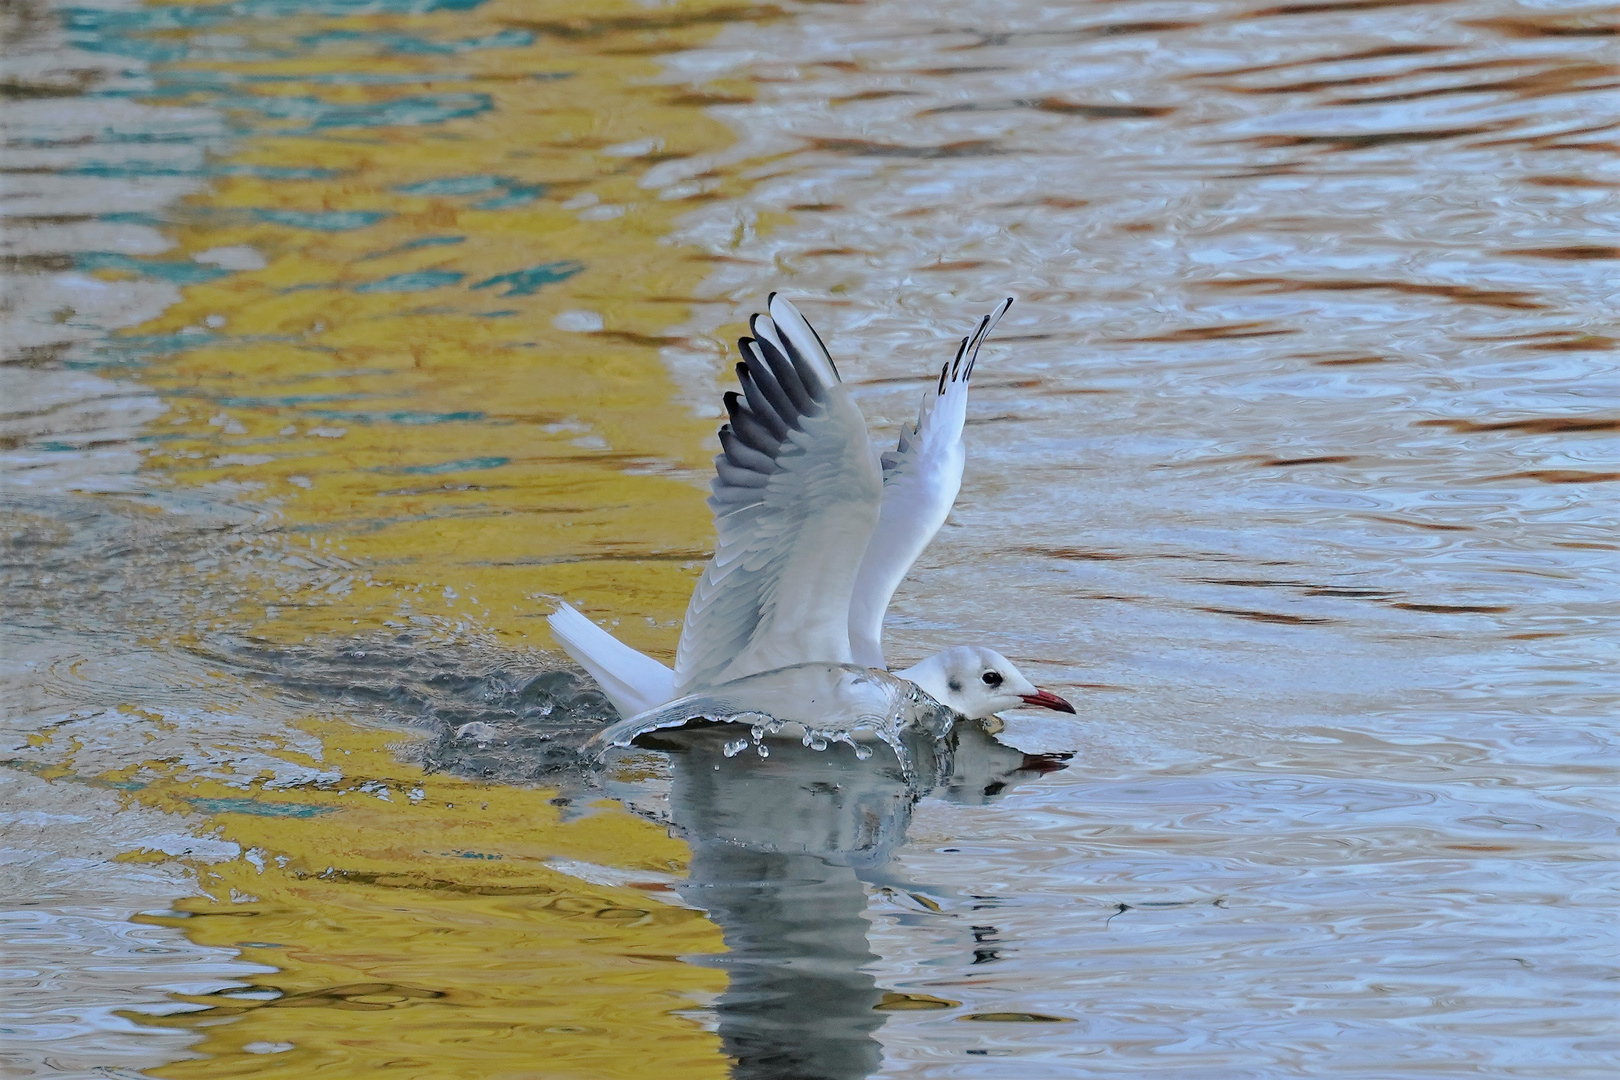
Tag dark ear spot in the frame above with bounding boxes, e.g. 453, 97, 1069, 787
947, 677, 963, 692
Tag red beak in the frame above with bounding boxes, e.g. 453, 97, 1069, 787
1019, 688, 1076, 714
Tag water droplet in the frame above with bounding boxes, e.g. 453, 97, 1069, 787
454, 721, 498, 745
722, 737, 748, 758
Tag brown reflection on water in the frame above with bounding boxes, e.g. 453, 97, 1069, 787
1202, 277, 1548, 310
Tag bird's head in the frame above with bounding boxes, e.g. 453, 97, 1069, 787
896, 646, 1075, 721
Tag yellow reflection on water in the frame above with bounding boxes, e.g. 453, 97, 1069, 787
125, 0, 758, 652
119, 722, 725, 1077
88, 0, 768, 1073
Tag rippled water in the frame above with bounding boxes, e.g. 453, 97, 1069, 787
3, 0, 1616, 1077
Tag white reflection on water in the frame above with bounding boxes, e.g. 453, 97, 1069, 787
591, 721, 1072, 1079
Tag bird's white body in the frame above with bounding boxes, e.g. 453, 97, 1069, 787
584, 663, 941, 757
549, 295, 1073, 726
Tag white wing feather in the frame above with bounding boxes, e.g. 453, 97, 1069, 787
848, 299, 1012, 668
673, 295, 884, 696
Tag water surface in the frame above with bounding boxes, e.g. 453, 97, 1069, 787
3, 0, 1616, 1077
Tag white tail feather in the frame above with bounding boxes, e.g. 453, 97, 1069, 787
546, 602, 674, 718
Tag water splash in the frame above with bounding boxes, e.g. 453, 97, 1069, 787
586, 663, 959, 780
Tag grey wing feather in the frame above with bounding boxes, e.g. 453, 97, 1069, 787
674, 295, 884, 696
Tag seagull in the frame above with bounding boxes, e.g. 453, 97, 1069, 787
548, 294, 1075, 727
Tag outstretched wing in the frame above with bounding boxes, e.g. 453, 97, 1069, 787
673, 295, 884, 696
847, 299, 1013, 667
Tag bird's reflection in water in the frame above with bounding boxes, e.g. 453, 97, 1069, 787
226, 642, 1065, 1076
630, 721, 1069, 1080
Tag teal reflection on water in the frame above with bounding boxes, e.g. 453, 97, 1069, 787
74, 253, 233, 285
300, 28, 535, 55
62, 0, 489, 37
302, 409, 488, 426
389, 456, 511, 475
471, 262, 585, 297
252, 210, 391, 232
396, 176, 549, 209
186, 798, 340, 818
231, 92, 494, 130
355, 270, 467, 293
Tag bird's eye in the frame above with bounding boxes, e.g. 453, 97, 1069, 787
981, 671, 1003, 687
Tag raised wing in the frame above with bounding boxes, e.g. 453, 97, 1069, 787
847, 299, 1013, 667
673, 295, 884, 696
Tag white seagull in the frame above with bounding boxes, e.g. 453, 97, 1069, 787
548, 294, 1074, 728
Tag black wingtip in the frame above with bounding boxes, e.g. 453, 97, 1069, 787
965, 315, 992, 379
965, 303, 1011, 380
